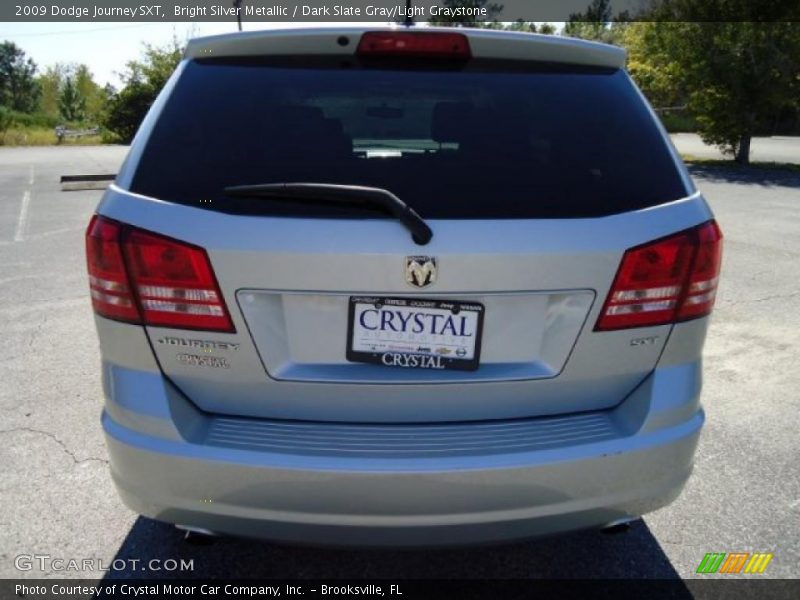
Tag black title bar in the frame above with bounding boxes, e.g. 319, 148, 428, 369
4, 1, 800, 23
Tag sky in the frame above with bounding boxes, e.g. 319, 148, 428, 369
0, 22, 367, 88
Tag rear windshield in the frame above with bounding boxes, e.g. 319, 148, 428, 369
130, 58, 687, 219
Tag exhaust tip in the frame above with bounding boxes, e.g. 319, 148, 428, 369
600, 517, 636, 535
176, 525, 218, 545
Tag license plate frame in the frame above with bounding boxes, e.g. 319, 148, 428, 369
346, 296, 484, 371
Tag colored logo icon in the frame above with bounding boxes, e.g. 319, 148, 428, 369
696, 552, 773, 574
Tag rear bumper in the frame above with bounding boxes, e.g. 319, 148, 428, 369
104, 360, 705, 546
104, 407, 701, 546
98, 316, 708, 546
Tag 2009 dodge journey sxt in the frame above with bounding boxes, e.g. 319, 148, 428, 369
87, 27, 722, 545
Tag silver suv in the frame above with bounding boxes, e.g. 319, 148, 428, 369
87, 28, 722, 545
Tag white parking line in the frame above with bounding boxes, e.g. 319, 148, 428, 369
13, 190, 31, 243
13, 166, 34, 243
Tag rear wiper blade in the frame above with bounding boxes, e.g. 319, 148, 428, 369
223, 183, 433, 245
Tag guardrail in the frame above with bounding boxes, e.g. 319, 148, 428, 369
55, 126, 100, 143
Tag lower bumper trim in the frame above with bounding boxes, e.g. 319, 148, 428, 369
104, 409, 702, 546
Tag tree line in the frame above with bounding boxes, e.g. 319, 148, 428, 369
1, 0, 798, 163
0, 41, 113, 135
0, 37, 181, 144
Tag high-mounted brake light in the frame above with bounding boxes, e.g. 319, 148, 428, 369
595, 221, 723, 331
357, 31, 471, 58
85, 216, 235, 332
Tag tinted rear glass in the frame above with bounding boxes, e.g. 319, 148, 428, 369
130, 58, 687, 219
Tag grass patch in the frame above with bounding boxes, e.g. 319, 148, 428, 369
0, 126, 104, 146
681, 154, 800, 173
659, 112, 698, 133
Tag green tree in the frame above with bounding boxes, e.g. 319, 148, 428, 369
59, 76, 85, 122
429, 0, 503, 27
622, 22, 687, 110
103, 40, 182, 143
483, 21, 557, 34
0, 105, 12, 132
563, 0, 630, 45
0, 41, 40, 113
564, 0, 611, 41
40, 63, 105, 123
38, 64, 66, 119
74, 65, 105, 123
622, 10, 800, 163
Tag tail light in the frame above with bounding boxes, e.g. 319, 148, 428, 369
595, 221, 723, 331
677, 222, 724, 321
357, 31, 471, 59
86, 216, 139, 322
85, 216, 234, 332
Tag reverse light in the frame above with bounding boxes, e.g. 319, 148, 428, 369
85, 216, 234, 332
595, 221, 723, 331
357, 31, 471, 59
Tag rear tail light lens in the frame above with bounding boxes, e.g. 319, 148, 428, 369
123, 229, 234, 332
86, 216, 139, 322
595, 220, 723, 331
677, 222, 724, 321
357, 31, 471, 58
85, 216, 234, 332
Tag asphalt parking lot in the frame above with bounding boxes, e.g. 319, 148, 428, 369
0, 144, 798, 581
671, 133, 800, 164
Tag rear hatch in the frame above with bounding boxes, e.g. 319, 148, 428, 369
100, 30, 706, 422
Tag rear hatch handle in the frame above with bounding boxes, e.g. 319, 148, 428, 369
223, 182, 433, 245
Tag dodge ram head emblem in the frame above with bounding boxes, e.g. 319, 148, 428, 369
405, 256, 437, 288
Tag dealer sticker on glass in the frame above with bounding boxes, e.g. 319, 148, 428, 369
346, 297, 484, 371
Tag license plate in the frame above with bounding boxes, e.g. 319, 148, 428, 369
347, 297, 484, 371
